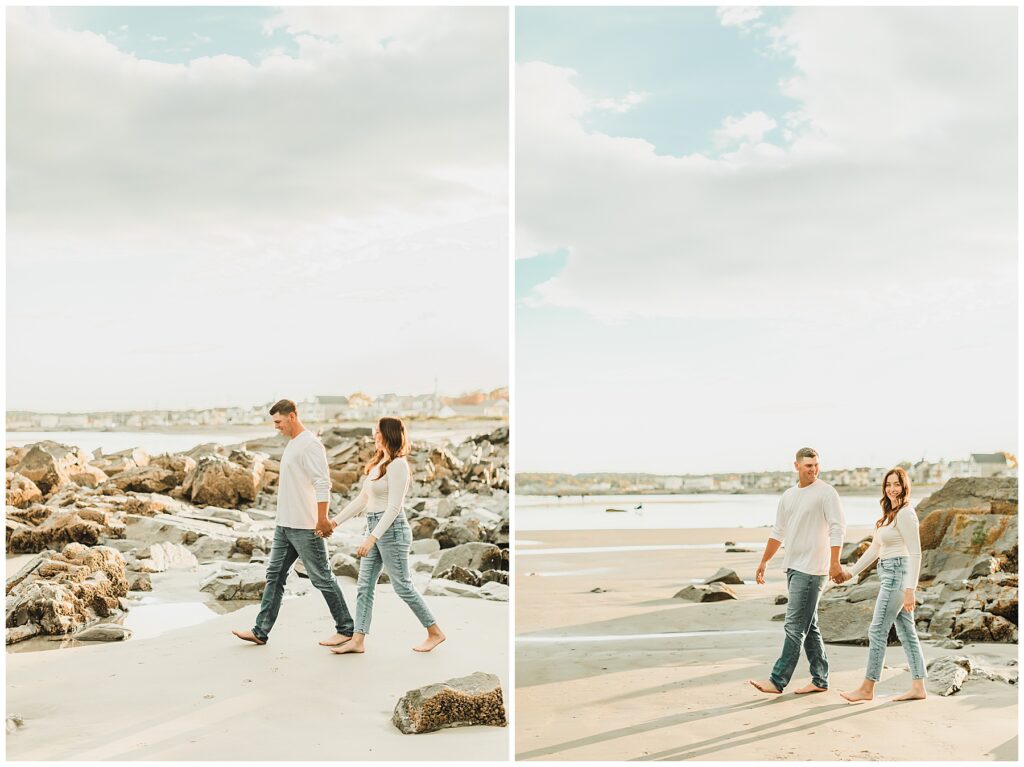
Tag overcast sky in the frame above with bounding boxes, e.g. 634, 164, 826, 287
7, 7, 508, 412
516, 7, 1017, 474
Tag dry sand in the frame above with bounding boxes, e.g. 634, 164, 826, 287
6, 586, 509, 760
515, 527, 1018, 761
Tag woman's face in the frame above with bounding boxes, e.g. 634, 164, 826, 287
885, 473, 903, 502
373, 425, 384, 450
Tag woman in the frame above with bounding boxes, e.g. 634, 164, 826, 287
840, 467, 927, 702
327, 416, 445, 654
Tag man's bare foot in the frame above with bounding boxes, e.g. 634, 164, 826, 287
748, 679, 782, 694
892, 689, 927, 701
840, 688, 874, 703
318, 633, 352, 647
794, 683, 827, 694
413, 631, 446, 653
232, 630, 265, 645
330, 643, 365, 655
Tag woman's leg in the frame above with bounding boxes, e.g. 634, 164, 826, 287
378, 524, 445, 651
842, 563, 903, 702
332, 542, 383, 654
892, 597, 928, 700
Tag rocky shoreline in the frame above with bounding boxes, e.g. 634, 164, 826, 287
6, 426, 509, 646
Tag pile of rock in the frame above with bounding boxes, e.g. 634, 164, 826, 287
6, 543, 130, 643
392, 671, 507, 734
818, 477, 1018, 645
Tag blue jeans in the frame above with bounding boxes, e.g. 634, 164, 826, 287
354, 512, 436, 635
865, 556, 928, 681
252, 525, 354, 643
769, 569, 828, 691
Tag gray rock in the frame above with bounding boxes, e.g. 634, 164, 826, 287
818, 599, 885, 644
774, 594, 788, 605
771, 612, 786, 621
434, 518, 483, 549
74, 623, 132, 642
480, 569, 508, 586
6, 715, 25, 734
188, 535, 236, 563
410, 538, 441, 555
200, 565, 268, 600
130, 541, 198, 573
927, 655, 972, 696
331, 552, 360, 578
391, 671, 506, 734
478, 581, 509, 602
673, 583, 738, 602
433, 542, 504, 576
704, 568, 743, 585
934, 638, 965, 649
425, 578, 482, 598
434, 566, 482, 587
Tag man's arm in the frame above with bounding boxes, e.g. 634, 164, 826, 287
303, 443, 334, 537
756, 538, 783, 584
825, 488, 847, 582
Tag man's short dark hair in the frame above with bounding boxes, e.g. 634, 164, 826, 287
795, 447, 818, 461
269, 399, 297, 416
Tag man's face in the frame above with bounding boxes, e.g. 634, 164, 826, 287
273, 412, 296, 437
795, 457, 819, 483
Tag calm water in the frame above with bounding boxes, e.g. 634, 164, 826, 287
516, 492, 887, 531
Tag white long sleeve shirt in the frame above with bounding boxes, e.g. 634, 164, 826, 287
275, 429, 331, 529
847, 503, 922, 589
334, 457, 410, 540
768, 479, 846, 576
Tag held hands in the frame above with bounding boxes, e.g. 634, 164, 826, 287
829, 562, 849, 584
315, 518, 337, 539
356, 535, 377, 558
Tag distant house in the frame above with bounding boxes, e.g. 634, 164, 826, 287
684, 476, 715, 491
483, 399, 509, 418
437, 405, 457, 419
663, 476, 684, 491
314, 396, 349, 421
970, 453, 1010, 478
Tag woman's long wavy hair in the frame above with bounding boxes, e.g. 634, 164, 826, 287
365, 416, 409, 480
877, 466, 910, 528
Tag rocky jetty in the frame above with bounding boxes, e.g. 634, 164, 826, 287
818, 477, 1018, 646
5, 426, 509, 643
391, 671, 507, 734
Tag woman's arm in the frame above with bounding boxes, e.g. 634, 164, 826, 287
845, 536, 881, 580
369, 458, 409, 539
897, 506, 922, 590
332, 478, 370, 526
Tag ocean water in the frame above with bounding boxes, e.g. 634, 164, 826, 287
516, 492, 888, 531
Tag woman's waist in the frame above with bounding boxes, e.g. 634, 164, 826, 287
366, 509, 408, 521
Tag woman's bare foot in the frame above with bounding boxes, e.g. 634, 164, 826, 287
794, 683, 827, 694
330, 643, 364, 655
893, 681, 927, 701
231, 630, 265, 645
748, 679, 782, 694
840, 687, 874, 703
318, 633, 351, 647
413, 627, 446, 653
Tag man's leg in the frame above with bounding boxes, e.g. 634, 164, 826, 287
768, 570, 822, 692
244, 526, 298, 644
801, 592, 829, 690
292, 529, 354, 639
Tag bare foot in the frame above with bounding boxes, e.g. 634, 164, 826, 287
794, 683, 828, 694
232, 630, 265, 646
748, 679, 782, 694
330, 643, 364, 655
413, 632, 446, 653
318, 633, 351, 647
892, 689, 927, 701
840, 688, 874, 703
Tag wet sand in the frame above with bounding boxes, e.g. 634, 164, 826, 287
7, 587, 509, 760
515, 527, 1018, 761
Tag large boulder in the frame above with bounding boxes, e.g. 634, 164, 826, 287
917, 477, 1018, 519
818, 599, 895, 645
6, 473, 43, 509
927, 654, 1019, 696
434, 518, 483, 549
6, 543, 129, 640
432, 542, 504, 575
199, 565, 268, 600
74, 623, 132, 642
434, 566, 482, 587
181, 454, 266, 508
7, 508, 125, 554
918, 514, 1018, 582
391, 671, 506, 734
104, 464, 182, 494
14, 442, 92, 494
128, 542, 198, 573
704, 568, 743, 585
92, 447, 151, 477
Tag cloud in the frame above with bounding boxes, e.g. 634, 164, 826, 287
517, 8, 1016, 325
592, 90, 650, 114
716, 7, 763, 31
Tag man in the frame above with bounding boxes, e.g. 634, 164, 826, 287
749, 447, 847, 695
233, 399, 354, 647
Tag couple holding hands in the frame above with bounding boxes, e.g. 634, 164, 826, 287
233, 400, 445, 654
749, 448, 927, 703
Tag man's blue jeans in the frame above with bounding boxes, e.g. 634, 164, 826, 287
769, 568, 828, 691
252, 525, 354, 643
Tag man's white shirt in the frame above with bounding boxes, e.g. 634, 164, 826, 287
275, 429, 331, 529
768, 479, 846, 576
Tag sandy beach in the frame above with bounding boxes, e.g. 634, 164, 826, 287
7, 584, 508, 760
515, 527, 1018, 761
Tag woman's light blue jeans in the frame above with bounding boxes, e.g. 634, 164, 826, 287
865, 556, 928, 682
353, 511, 436, 635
